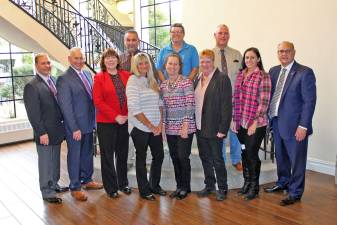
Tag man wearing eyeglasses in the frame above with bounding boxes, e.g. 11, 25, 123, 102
156, 23, 199, 81
264, 41, 317, 206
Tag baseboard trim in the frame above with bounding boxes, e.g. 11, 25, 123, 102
307, 157, 336, 176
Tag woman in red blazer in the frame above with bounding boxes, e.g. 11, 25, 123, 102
93, 48, 131, 198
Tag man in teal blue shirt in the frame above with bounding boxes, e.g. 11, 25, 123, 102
156, 23, 199, 81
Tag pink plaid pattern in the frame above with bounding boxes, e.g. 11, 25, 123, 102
233, 67, 271, 130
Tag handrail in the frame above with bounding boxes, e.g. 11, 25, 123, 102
81, 0, 160, 61
80, 0, 124, 29
10, 0, 115, 72
87, 18, 161, 62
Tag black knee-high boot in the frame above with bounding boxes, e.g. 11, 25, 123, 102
238, 150, 250, 195
245, 160, 261, 200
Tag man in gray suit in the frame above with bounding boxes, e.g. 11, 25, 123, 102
213, 24, 243, 171
23, 53, 68, 204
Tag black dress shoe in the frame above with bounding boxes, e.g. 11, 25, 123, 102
141, 194, 156, 201
169, 189, 181, 198
216, 189, 227, 201
43, 197, 62, 204
197, 187, 215, 197
264, 185, 287, 193
120, 186, 132, 195
152, 188, 167, 196
280, 196, 301, 206
108, 192, 119, 199
176, 190, 188, 200
55, 186, 69, 193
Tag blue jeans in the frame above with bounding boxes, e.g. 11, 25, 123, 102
222, 130, 241, 165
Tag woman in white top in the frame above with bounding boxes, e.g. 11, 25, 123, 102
126, 52, 166, 201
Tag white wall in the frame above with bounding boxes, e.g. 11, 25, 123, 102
182, 0, 337, 172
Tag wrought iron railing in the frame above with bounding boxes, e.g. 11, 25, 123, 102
10, 0, 115, 72
79, 0, 124, 30
90, 19, 160, 62
10, 0, 160, 70
80, 0, 160, 61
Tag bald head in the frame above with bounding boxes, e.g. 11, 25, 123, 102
214, 24, 230, 49
277, 41, 296, 67
68, 47, 85, 70
278, 41, 295, 50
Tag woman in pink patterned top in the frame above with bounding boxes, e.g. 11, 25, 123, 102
160, 53, 196, 200
232, 47, 271, 200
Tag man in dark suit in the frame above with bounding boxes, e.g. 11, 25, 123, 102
23, 53, 68, 204
194, 49, 232, 201
57, 47, 102, 201
264, 41, 317, 206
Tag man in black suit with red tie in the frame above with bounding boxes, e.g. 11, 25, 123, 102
23, 53, 68, 204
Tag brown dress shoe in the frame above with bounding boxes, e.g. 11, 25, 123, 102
83, 181, 103, 190
71, 191, 88, 201
233, 162, 243, 171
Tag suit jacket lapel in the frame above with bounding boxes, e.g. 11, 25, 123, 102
204, 69, 218, 103
69, 67, 92, 99
36, 74, 57, 102
193, 76, 201, 89
280, 62, 297, 101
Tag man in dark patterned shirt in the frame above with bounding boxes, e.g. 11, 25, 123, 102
119, 30, 157, 77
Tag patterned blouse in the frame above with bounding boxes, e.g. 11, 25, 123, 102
160, 77, 196, 135
110, 73, 126, 110
233, 67, 271, 130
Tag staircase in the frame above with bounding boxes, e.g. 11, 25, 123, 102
8, 0, 160, 72
80, 0, 160, 61
10, 0, 112, 72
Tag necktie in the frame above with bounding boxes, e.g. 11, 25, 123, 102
220, 49, 228, 75
47, 77, 57, 97
269, 68, 287, 118
79, 71, 92, 99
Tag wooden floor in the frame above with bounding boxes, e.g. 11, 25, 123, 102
0, 141, 336, 225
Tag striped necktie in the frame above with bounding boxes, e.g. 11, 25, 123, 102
269, 68, 287, 118
47, 77, 57, 97
79, 71, 92, 99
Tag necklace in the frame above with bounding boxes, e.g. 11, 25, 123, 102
167, 75, 181, 91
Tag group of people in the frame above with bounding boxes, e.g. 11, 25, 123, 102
23, 23, 316, 207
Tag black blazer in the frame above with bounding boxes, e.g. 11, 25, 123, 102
23, 75, 65, 145
194, 68, 232, 138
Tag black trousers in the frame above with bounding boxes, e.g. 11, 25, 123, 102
166, 134, 193, 192
130, 127, 164, 196
196, 130, 228, 190
237, 126, 266, 185
97, 122, 129, 194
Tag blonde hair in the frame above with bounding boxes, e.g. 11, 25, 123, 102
131, 53, 159, 92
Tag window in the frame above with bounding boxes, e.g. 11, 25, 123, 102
140, 0, 181, 48
0, 37, 63, 121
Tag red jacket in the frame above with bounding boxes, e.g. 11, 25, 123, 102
93, 70, 130, 123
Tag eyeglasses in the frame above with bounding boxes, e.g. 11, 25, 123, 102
278, 49, 293, 54
170, 31, 184, 35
